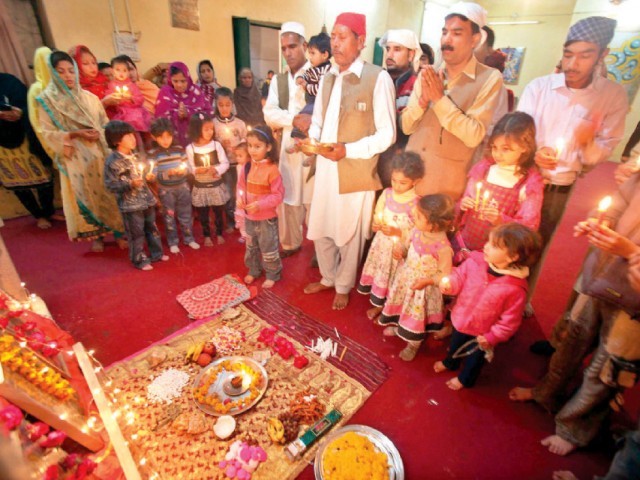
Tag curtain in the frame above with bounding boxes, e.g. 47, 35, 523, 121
0, 0, 32, 84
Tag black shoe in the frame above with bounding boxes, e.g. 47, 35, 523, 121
280, 247, 301, 258
529, 340, 555, 357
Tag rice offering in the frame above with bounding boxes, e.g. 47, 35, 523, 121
322, 431, 390, 480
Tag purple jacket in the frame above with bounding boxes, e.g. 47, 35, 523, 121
448, 252, 528, 346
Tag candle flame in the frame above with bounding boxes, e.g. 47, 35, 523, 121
555, 138, 565, 157
598, 195, 612, 212
148, 161, 154, 173
476, 181, 482, 191
483, 190, 490, 199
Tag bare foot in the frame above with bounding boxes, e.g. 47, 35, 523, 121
399, 344, 420, 361
366, 306, 382, 320
37, 218, 52, 229
244, 275, 255, 284
303, 282, 332, 294
141, 264, 153, 271
204, 237, 214, 247
332, 293, 349, 310
433, 361, 447, 373
225, 226, 235, 234
509, 387, 533, 402
552, 471, 579, 480
91, 239, 104, 252
262, 279, 275, 289
541, 435, 577, 456
446, 377, 464, 390
217, 235, 225, 245
433, 323, 452, 340
383, 326, 397, 337
50, 214, 65, 221
116, 237, 128, 250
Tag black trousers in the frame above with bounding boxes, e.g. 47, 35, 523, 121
197, 205, 224, 237
12, 182, 55, 219
442, 326, 487, 388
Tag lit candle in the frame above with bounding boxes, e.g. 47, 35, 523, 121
441, 276, 451, 289
122, 85, 129, 96
115, 86, 122, 96
481, 190, 490, 211
137, 162, 144, 176
596, 195, 612, 225
203, 154, 210, 168
634, 155, 640, 172
179, 162, 187, 171
475, 181, 483, 211
555, 138, 565, 159
376, 212, 384, 225
147, 161, 154, 175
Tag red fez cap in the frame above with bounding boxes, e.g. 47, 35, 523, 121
335, 12, 366, 37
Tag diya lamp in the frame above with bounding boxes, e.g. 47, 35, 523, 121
596, 196, 612, 225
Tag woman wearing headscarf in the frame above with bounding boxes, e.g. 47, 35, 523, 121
233, 68, 264, 128
154, 62, 213, 147
196, 59, 220, 107
69, 45, 109, 99
123, 56, 159, 115
36, 50, 124, 251
0, 62, 56, 229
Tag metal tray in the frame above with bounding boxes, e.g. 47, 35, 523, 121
191, 356, 268, 416
314, 424, 404, 480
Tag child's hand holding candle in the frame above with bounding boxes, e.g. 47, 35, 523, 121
439, 276, 451, 294
596, 195, 612, 225
474, 181, 482, 211
460, 196, 476, 212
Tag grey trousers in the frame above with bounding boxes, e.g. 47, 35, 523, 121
245, 217, 282, 281
158, 185, 195, 246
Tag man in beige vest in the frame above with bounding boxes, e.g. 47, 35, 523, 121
402, 2, 503, 199
303, 12, 396, 310
263, 22, 312, 258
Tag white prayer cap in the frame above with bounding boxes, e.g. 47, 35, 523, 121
280, 21, 306, 40
447, 2, 488, 44
379, 29, 422, 71
378, 29, 421, 51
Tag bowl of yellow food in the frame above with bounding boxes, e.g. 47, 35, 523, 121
314, 425, 404, 480
299, 142, 335, 156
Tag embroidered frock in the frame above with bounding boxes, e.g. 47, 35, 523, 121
379, 230, 453, 342
357, 188, 418, 306
186, 141, 230, 207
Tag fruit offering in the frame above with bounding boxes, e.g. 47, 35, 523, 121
185, 341, 215, 366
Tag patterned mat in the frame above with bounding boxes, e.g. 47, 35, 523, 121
106, 298, 389, 479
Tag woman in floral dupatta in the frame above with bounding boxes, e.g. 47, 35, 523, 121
154, 62, 213, 146
36, 50, 124, 251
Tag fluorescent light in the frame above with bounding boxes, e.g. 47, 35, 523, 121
489, 21, 540, 25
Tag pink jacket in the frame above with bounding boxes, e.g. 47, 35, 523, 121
448, 252, 528, 346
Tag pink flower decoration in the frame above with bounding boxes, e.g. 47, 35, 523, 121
43, 465, 60, 480
26, 421, 50, 441
0, 405, 23, 430
41, 341, 59, 357
0, 316, 8, 329
39, 430, 67, 448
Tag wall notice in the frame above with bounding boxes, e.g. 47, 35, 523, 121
169, 0, 199, 31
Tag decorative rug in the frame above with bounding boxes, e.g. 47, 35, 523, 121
176, 274, 254, 320
106, 298, 389, 480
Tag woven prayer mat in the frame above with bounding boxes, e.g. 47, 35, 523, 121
106, 297, 389, 480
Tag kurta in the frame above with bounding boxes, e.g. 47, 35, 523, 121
307, 58, 396, 247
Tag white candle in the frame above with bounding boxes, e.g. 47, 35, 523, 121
481, 190, 490, 211
377, 212, 384, 224
596, 195, 612, 225
555, 138, 565, 158
137, 162, 144, 176
475, 181, 483, 211
441, 276, 451, 289
203, 154, 210, 168
147, 161, 154, 174
122, 85, 129, 95
115, 86, 122, 96
634, 155, 640, 172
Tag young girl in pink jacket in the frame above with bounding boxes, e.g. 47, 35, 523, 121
434, 223, 541, 390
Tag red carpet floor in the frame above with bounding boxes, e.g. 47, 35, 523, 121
3, 161, 638, 479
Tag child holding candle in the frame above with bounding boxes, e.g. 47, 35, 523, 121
454, 112, 543, 263
236, 125, 284, 288
213, 87, 248, 232
186, 113, 230, 246
103, 120, 168, 270
378, 194, 454, 361
357, 152, 424, 321
104, 56, 152, 144
146, 118, 199, 253
434, 223, 541, 389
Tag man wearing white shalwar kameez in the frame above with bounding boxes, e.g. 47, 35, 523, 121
304, 12, 396, 310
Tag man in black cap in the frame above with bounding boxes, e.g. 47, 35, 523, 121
517, 16, 628, 316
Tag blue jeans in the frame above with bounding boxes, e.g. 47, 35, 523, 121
245, 217, 282, 281
158, 185, 194, 246
121, 207, 164, 269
